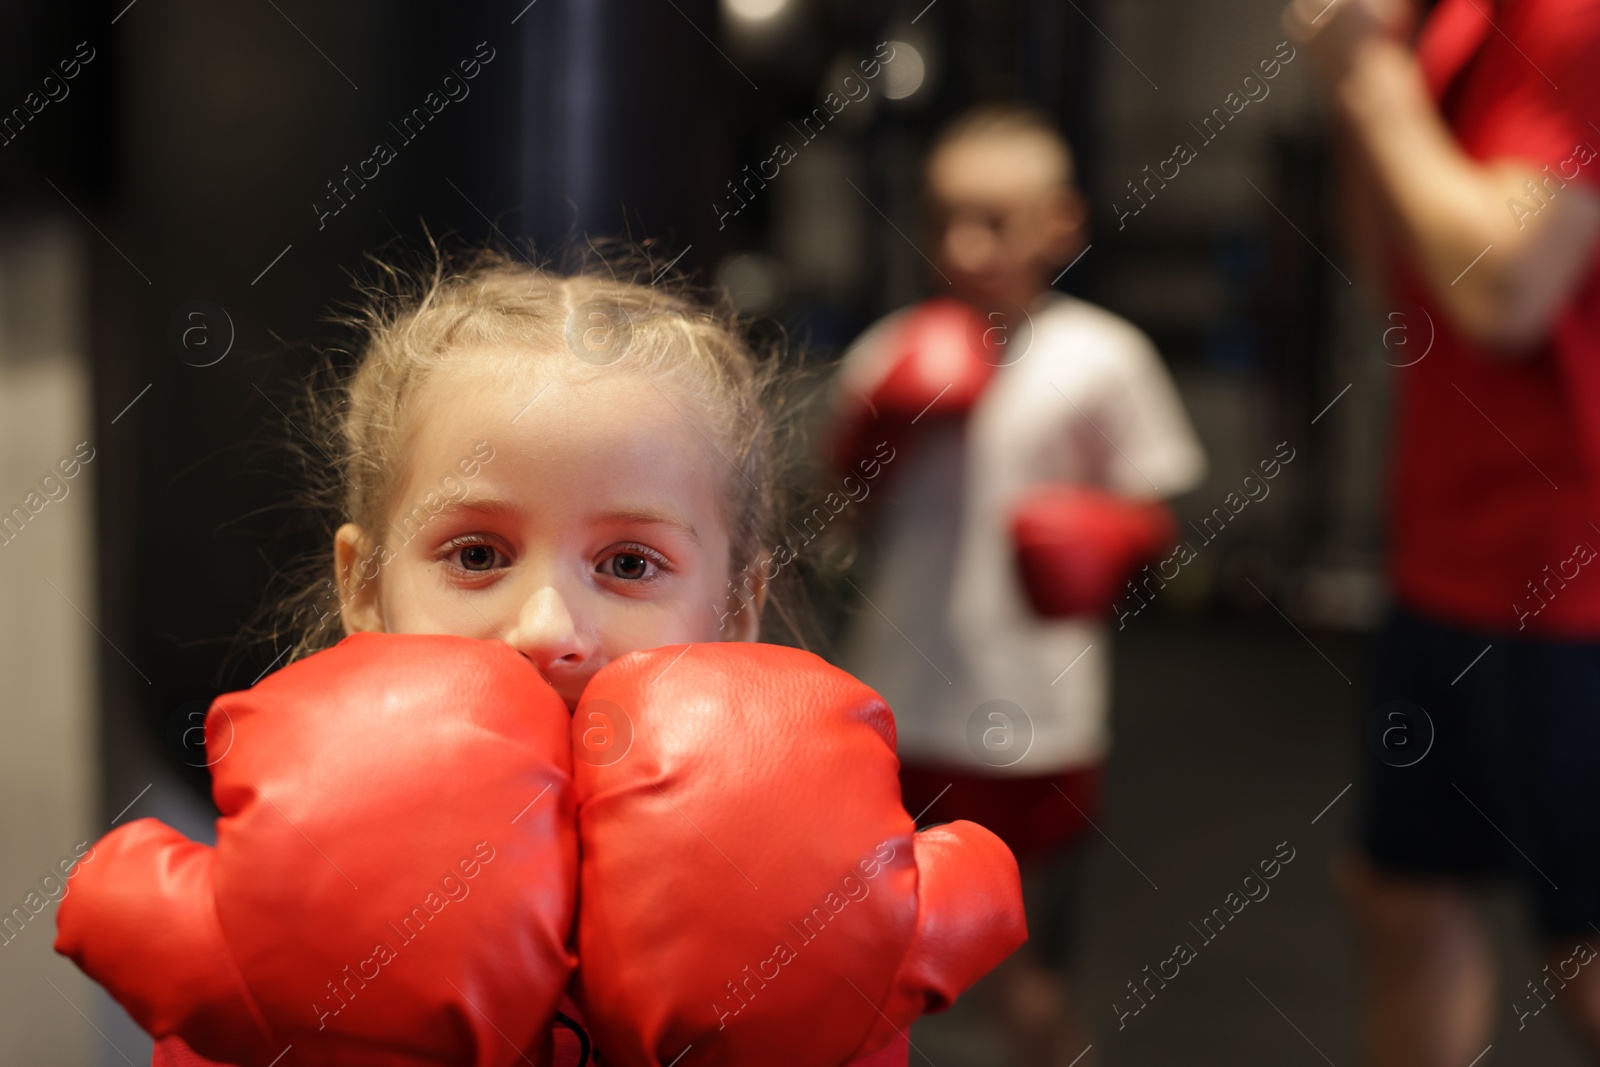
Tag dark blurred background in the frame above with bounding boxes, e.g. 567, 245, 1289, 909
2, 0, 1570, 1064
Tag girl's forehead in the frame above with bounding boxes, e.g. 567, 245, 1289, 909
420, 376, 668, 449
398, 359, 724, 514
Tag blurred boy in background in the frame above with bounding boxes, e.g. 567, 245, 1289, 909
825, 104, 1207, 1065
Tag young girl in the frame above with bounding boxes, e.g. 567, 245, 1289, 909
151, 246, 918, 1066
264, 244, 810, 685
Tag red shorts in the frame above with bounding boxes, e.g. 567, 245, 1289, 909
899, 761, 1102, 866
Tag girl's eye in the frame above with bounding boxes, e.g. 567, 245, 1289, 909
441, 539, 504, 574
600, 544, 668, 583
458, 544, 498, 572
610, 553, 650, 580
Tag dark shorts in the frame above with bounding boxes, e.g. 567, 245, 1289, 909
1358, 602, 1600, 938
900, 761, 1099, 969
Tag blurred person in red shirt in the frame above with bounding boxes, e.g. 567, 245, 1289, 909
1286, 0, 1600, 1063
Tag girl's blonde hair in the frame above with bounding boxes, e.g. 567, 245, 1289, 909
238, 241, 828, 672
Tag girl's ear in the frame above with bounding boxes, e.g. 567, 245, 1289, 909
723, 565, 769, 643
333, 523, 385, 636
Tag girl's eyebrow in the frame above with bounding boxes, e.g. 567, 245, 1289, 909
437, 497, 522, 520
595, 506, 701, 545
435, 497, 700, 545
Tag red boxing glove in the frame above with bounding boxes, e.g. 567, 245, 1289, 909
830, 297, 1002, 478
1009, 485, 1177, 617
55, 632, 578, 1067
570, 643, 1026, 1067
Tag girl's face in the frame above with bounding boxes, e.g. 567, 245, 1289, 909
334, 353, 763, 710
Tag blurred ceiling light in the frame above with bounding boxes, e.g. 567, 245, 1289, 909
881, 41, 925, 99
717, 253, 788, 317
723, 0, 789, 22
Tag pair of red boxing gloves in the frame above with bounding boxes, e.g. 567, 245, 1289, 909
54, 633, 1027, 1067
831, 297, 1175, 619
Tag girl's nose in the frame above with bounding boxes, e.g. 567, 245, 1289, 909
505, 583, 593, 675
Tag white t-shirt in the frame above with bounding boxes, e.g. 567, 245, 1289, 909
833, 293, 1207, 774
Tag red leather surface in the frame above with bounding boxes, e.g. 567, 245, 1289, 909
149, 992, 911, 1067
570, 643, 1026, 1067
57, 632, 578, 1067
152, 1034, 236, 1067
1009, 486, 1176, 617
831, 297, 1001, 478
844, 1031, 911, 1067
863, 824, 1028, 1046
